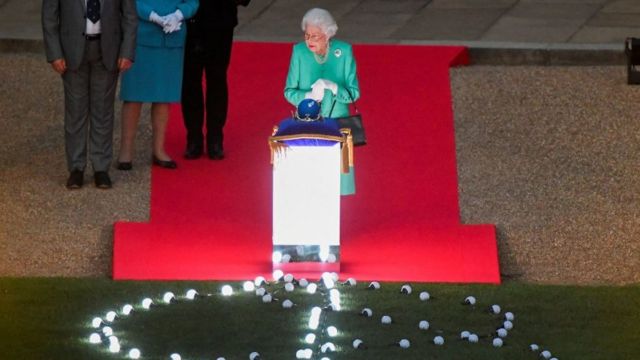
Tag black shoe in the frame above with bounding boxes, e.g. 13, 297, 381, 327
208, 142, 225, 160
116, 162, 132, 171
152, 155, 177, 169
94, 171, 112, 189
183, 143, 203, 159
66, 170, 84, 190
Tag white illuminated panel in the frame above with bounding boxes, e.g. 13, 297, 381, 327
273, 143, 341, 248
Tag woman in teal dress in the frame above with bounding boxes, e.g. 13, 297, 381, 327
117, 0, 199, 170
284, 8, 361, 195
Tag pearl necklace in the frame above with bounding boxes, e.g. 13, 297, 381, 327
313, 51, 328, 64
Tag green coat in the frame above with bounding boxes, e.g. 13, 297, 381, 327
284, 40, 360, 118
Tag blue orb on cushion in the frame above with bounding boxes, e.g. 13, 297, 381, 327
296, 99, 321, 121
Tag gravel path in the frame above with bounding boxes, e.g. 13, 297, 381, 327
1, 53, 638, 284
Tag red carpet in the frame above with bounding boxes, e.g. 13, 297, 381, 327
113, 42, 500, 283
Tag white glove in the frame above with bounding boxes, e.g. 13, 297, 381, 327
305, 81, 325, 101
162, 10, 184, 33
318, 79, 338, 95
149, 11, 167, 27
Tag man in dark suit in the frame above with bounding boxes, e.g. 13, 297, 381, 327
181, 0, 250, 160
42, 0, 137, 189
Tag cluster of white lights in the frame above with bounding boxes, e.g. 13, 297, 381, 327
85, 275, 558, 359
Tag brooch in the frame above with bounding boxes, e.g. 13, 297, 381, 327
334, 49, 342, 58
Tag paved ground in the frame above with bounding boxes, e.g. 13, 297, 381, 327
1, 0, 640, 284
2, 0, 640, 63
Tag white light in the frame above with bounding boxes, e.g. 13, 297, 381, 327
530, 344, 540, 351
327, 326, 338, 337
327, 253, 337, 263
368, 281, 380, 290
272, 269, 284, 281
108, 336, 119, 345
322, 272, 335, 289
307, 283, 318, 294
108, 342, 120, 353
163, 292, 175, 304
400, 284, 412, 294
541, 350, 552, 359
503, 320, 514, 330
329, 289, 340, 304
360, 308, 372, 317
305, 333, 316, 344
284, 273, 295, 283
344, 278, 356, 286
505, 312, 515, 321
91, 317, 102, 328
433, 336, 444, 345
295, 349, 306, 359
254, 276, 266, 286
282, 254, 291, 263
102, 326, 113, 336
122, 304, 133, 316
170, 353, 182, 360
221, 285, 233, 296
419, 291, 430, 301
299, 278, 309, 287
295, 349, 313, 359
262, 294, 272, 303
399, 339, 410, 348
272, 251, 283, 263
381, 315, 392, 324
321, 342, 336, 353
468, 334, 479, 343
492, 338, 503, 347
330, 272, 339, 281
105, 311, 117, 322
309, 307, 322, 329
128, 348, 141, 359
249, 351, 260, 360
216, 358, 226, 360
185, 289, 198, 300
319, 246, 330, 262
464, 296, 476, 305
460, 330, 470, 339
352, 339, 364, 349
89, 333, 101, 344
497, 328, 508, 338
243, 281, 256, 292
285, 283, 295, 292
550, 358, 558, 360
141, 298, 153, 309
418, 320, 429, 330
256, 287, 266, 296
282, 299, 294, 308
491, 304, 501, 314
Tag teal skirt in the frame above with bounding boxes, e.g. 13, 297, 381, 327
120, 45, 184, 103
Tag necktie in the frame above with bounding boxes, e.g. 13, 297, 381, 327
87, 0, 101, 23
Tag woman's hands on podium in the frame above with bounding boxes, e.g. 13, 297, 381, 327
305, 78, 338, 101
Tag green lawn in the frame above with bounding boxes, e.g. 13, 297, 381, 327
0, 278, 638, 359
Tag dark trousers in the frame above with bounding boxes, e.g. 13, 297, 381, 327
181, 25, 234, 148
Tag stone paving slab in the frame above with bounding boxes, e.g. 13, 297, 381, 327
1, 0, 640, 65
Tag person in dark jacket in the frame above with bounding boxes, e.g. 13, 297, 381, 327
181, 0, 250, 160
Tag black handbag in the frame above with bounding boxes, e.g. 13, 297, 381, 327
329, 89, 366, 146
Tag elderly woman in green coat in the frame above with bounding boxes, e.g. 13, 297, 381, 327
284, 8, 361, 195
117, 0, 199, 171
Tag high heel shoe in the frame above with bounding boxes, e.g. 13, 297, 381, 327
152, 155, 177, 169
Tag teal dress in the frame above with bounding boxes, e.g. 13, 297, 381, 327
284, 40, 360, 195
120, 0, 199, 102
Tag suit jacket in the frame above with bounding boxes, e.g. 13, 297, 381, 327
134, 0, 198, 48
284, 40, 360, 118
191, 0, 250, 31
42, 0, 138, 71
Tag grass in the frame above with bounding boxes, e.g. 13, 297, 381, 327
0, 278, 639, 359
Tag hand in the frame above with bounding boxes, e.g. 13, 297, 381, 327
149, 11, 167, 27
315, 78, 338, 95
50, 59, 66, 74
305, 82, 325, 101
118, 58, 133, 72
162, 10, 184, 34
